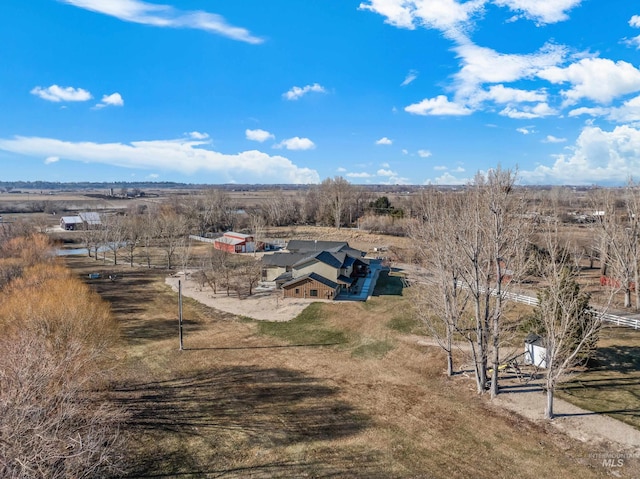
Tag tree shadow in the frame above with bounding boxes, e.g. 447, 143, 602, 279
110, 366, 376, 477
588, 345, 640, 373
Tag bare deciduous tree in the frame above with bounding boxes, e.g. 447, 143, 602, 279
531, 220, 605, 419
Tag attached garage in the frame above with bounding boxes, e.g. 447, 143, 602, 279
281, 272, 340, 300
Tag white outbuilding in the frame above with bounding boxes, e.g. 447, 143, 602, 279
524, 333, 547, 369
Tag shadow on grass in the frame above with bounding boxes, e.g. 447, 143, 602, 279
185, 343, 342, 351
588, 345, 640, 373
111, 366, 376, 478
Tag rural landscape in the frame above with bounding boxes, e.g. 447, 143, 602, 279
0, 173, 639, 478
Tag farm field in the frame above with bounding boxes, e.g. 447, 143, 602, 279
64, 249, 640, 478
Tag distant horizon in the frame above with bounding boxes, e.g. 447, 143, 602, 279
2, 1, 640, 186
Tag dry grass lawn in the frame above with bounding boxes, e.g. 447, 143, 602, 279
62, 254, 640, 478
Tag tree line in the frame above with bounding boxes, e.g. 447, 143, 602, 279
0, 227, 125, 478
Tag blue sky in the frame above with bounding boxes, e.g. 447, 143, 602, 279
1, 1, 640, 185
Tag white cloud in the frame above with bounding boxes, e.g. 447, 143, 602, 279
417, 149, 432, 158
401, 69, 418, 86
95, 92, 124, 109
427, 172, 469, 185
629, 15, 640, 28
245, 128, 274, 142
346, 172, 374, 178
359, 0, 485, 36
520, 125, 640, 185
626, 35, 640, 50
543, 135, 566, 143
44, 156, 59, 164
61, 0, 263, 44
434, 165, 447, 171
492, 0, 582, 25
538, 58, 640, 106
453, 42, 566, 101
0, 134, 319, 184
282, 83, 327, 101
401, 149, 408, 155
405, 95, 472, 116
381, 162, 390, 167
499, 103, 556, 119
148, 173, 159, 179
274, 137, 316, 150
337, 167, 347, 172
377, 168, 396, 177
31, 85, 92, 102
188, 131, 209, 140
375, 137, 393, 145
484, 84, 547, 104
516, 127, 534, 134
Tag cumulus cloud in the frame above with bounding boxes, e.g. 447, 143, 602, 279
95, 92, 124, 109
44, 156, 60, 164
31, 85, 92, 102
405, 95, 472, 115
359, 0, 484, 35
61, 0, 263, 44
517, 127, 534, 134
631, 15, 640, 28
520, 125, 640, 184
417, 149, 432, 157
375, 137, 393, 145
453, 42, 566, 102
538, 58, 640, 106
282, 83, 327, 101
346, 172, 374, 178
0, 134, 319, 184
245, 128, 274, 142
492, 0, 582, 25
401, 69, 418, 86
274, 137, 316, 150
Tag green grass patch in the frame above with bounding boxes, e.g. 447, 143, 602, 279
257, 302, 349, 346
556, 339, 640, 430
387, 311, 425, 335
351, 340, 394, 359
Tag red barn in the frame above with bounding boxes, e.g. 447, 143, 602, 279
213, 232, 255, 254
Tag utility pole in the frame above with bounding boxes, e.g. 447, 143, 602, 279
178, 280, 184, 350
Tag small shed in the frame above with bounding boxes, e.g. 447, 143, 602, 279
524, 333, 547, 368
60, 216, 83, 230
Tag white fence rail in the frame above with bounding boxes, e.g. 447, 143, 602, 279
452, 281, 640, 330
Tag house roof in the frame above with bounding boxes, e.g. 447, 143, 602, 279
61, 216, 83, 224
337, 275, 354, 285
525, 333, 544, 347
262, 252, 309, 268
214, 236, 245, 246
78, 212, 101, 225
224, 231, 253, 239
286, 240, 349, 254
293, 250, 345, 270
281, 272, 339, 290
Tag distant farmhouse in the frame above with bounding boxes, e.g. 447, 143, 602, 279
60, 212, 102, 231
261, 240, 372, 300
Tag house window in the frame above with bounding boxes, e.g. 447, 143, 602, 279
310, 289, 318, 297
295, 288, 300, 295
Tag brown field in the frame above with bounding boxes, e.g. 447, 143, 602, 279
63, 249, 640, 478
